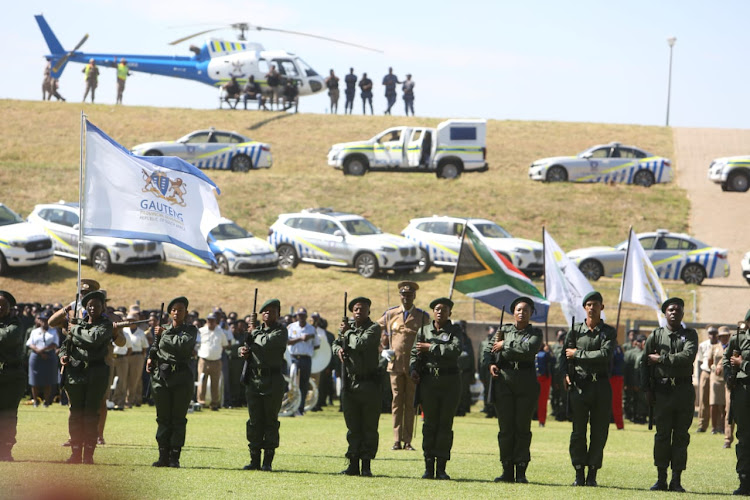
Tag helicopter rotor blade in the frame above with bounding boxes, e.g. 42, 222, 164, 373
253, 25, 383, 53
169, 28, 223, 46
52, 33, 89, 73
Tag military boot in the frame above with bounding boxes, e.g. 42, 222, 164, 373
340, 458, 359, 476
435, 458, 450, 480
650, 467, 668, 491
669, 470, 686, 493
243, 450, 261, 470
83, 444, 95, 465
515, 463, 528, 484
360, 459, 373, 477
261, 449, 275, 471
494, 462, 514, 483
422, 457, 435, 479
586, 467, 598, 487
573, 466, 586, 486
0, 444, 13, 462
168, 447, 181, 468
65, 445, 82, 464
152, 447, 170, 467
734, 473, 750, 496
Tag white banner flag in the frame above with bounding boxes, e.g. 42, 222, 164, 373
619, 229, 668, 325
543, 229, 598, 325
83, 121, 222, 263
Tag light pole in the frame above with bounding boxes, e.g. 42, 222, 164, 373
665, 36, 677, 126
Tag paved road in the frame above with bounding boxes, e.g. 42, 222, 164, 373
673, 128, 750, 324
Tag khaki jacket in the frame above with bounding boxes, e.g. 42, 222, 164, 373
378, 305, 429, 373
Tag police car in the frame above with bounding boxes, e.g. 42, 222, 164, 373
131, 128, 272, 172
708, 156, 750, 192
742, 251, 750, 285
327, 119, 487, 179
528, 142, 672, 187
268, 208, 420, 278
400, 216, 544, 275
0, 203, 54, 274
567, 230, 729, 285
162, 218, 278, 275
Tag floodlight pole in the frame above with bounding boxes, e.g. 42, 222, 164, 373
665, 36, 677, 127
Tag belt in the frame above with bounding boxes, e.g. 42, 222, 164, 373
249, 367, 280, 377
0, 360, 22, 371
576, 371, 609, 382
499, 360, 534, 371
158, 362, 190, 373
655, 376, 692, 387
70, 359, 106, 370
425, 367, 459, 377
292, 355, 311, 360
350, 372, 379, 383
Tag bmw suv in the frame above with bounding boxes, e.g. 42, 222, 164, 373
0, 203, 54, 274
268, 208, 420, 278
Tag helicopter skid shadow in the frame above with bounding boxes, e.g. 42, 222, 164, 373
247, 113, 295, 131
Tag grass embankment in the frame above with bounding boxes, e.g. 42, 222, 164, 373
0, 100, 690, 326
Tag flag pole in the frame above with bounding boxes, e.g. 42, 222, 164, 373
542, 226, 548, 344
448, 220, 469, 301
77, 112, 86, 296
614, 226, 634, 339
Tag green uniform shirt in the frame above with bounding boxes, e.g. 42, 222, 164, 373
246, 322, 287, 370
60, 317, 113, 363
723, 328, 750, 381
151, 322, 198, 365
333, 318, 381, 386
409, 320, 462, 374
640, 325, 698, 391
481, 324, 542, 370
0, 315, 23, 370
561, 321, 616, 378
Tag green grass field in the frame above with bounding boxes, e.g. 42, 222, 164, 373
0, 400, 738, 499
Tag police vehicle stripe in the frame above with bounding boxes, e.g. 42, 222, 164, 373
710, 251, 718, 276
254, 145, 262, 166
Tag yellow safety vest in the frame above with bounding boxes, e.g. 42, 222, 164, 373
117, 63, 128, 81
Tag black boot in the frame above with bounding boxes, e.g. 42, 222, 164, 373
734, 473, 750, 496
0, 444, 13, 462
152, 447, 169, 467
435, 458, 450, 480
650, 467, 668, 491
361, 459, 373, 477
243, 450, 261, 470
494, 462, 514, 483
261, 449, 275, 471
341, 458, 359, 476
168, 447, 181, 468
586, 467, 598, 487
573, 466, 586, 486
83, 444, 95, 465
669, 469, 686, 493
515, 463, 528, 484
422, 457, 435, 479
65, 445, 82, 464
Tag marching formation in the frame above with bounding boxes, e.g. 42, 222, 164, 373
1, 282, 750, 495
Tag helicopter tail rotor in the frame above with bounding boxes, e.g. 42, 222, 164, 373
52, 33, 89, 73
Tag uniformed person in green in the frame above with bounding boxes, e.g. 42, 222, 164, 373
561, 291, 616, 487
484, 296, 542, 484
641, 297, 698, 492
240, 298, 288, 472
146, 296, 198, 469
332, 296, 381, 477
0, 291, 25, 461
410, 297, 462, 480
59, 290, 113, 464
723, 309, 750, 495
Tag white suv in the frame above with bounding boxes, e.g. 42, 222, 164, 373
28, 202, 162, 273
0, 203, 54, 274
401, 216, 544, 276
268, 208, 420, 278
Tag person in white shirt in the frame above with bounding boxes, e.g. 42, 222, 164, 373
124, 313, 150, 408
287, 308, 320, 416
26, 310, 59, 407
696, 326, 718, 432
196, 313, 228, 410
111, 321, 134, 411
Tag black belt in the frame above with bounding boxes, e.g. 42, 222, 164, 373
424, 367, 459, 377
248, 367, 280, 377
350, 372, 379, 383
70, 359, 106, 369
292, 355, 311, 360
0, 360, 22, 370
158, 362, 190, 373
576, 371, 609, 382
655, 376, 692, 387
499, 360, 534, 371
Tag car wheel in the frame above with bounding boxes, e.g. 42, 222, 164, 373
437, 160, 462, 179
344, 156, 368, 176
413, 249, 431, 274
681, 263, 706, 285
546, 165, 568, 182
230, 154, 252, 172
632, 169, 655, 187
144, 150, 163, 156
91, 248, 112, 273
728, 171, 750, 192
355, 252, 378, 278
214, 255, 230, 275
578, 259, 603, 281
277, 244, 299, 269
0, 252, 7, 276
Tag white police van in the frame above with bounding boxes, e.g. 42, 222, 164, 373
327, 119, 487, 179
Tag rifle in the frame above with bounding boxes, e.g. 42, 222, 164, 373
486, 306, 505, 405
412, 325, 426, 440
339, 292, 348, 405
729, 348, 740, 425
112, 318, 151, 329
240, 288, 258, 384
565, 316, 576, 419
648, 346, 658, 430
147, 303, 165, 367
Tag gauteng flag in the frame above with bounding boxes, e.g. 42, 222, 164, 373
452, 225, 549, 322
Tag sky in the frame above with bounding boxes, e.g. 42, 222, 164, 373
4, 1, 750, 129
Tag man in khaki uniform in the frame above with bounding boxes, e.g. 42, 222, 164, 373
378, 281, 429, 451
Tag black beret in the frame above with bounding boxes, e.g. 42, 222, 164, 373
82, 290, 107, 308
260, 299, 281, 313
510, 296, 535, 313
429, 297, 454, 310
661, 297, 684, 313
0, 291, 17, 309
348, 296, 371, 312
167, 296, 189, 312
582, 291, 603, 307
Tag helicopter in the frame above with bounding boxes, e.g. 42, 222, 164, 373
35, 14, 381, 98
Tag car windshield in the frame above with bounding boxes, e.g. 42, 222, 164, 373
210, 222, 252, 240
0, 205, 23, 226
341, 218, 381, 235
473, 222, 512, 238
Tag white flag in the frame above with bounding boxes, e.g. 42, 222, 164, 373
83, 121, 222, 263
544, 229, 598, 325
619, 229, 668, 325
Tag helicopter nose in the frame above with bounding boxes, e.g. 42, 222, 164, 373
309, 78, 323, 92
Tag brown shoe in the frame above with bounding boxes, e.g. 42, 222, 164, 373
391, 442, 401, 450
403, 443, 415, 451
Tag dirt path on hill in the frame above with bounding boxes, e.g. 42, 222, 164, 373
673, 128, 750, 324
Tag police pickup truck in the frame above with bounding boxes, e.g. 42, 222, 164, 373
327, 119, 487, 179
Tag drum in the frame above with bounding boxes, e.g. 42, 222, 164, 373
311, 328, 332, 374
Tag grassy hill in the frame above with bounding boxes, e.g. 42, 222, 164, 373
0, 99, 690, 325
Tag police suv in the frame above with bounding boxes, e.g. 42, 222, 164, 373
0, 203, 53, 274
327, 119, 488, 179
708, 156, 750, 192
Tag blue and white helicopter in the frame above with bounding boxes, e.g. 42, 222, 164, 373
35, 14, 380, 98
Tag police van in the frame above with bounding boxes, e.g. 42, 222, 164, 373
327, 119, 488, 179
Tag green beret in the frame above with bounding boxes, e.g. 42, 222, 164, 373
429, 297, 454, 310
82, 290, 107, 308
582, 291, 603, 307
260, 298, 281, 313
510, 296, 535, 313
661, 297, 684, 313
167, 296, 189, 312
348, 296, 372, 312
0, 291, 17, 309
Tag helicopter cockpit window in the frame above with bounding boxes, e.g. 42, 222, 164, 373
274, 59, 299, 78
296, 57, 319, 76
185, 132, 211, 144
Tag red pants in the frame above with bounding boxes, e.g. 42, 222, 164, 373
610, 375, 624, 429
537, 375, 551, 425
